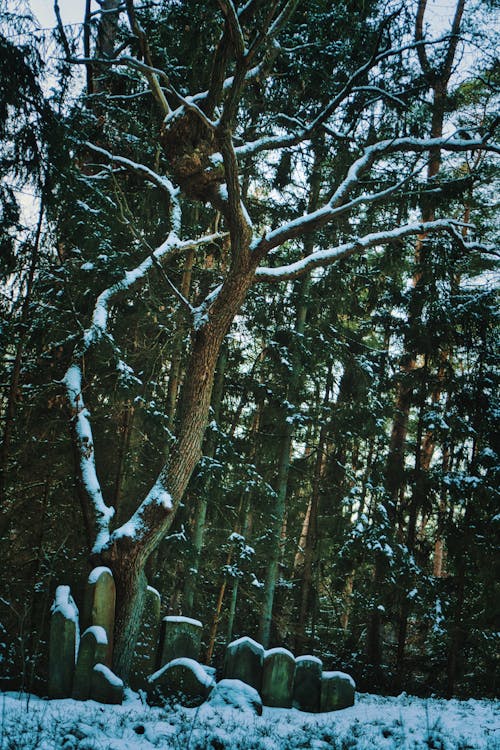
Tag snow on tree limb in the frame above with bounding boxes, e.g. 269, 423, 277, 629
62, 364, 114, 554
250, 135, 498, 257
105, 476, 173, 552
61, 230, 226, 551
254, 220, 482, 282
84, 143, 178, 198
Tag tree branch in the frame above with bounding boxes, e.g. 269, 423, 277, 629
251, 134, 498, 257
254, 219, 480, 282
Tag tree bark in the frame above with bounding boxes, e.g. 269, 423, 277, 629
183, 345, 228, 615
294, 365, 332, 653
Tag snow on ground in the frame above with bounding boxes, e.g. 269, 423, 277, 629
0, 689, 498, 750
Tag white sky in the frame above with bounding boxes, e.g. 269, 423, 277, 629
30, 0, 87, 29
28, 0, 487, 35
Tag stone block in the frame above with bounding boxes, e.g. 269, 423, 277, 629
82, 567, 115, 666
48, 585, 79, 699
160, 615, 202, 666
320, 671, 355, 711
146, 657, 215, 707
262, 647, 295, 708
223, 636, 265, 693
90, 663, 124, 704
293, 655, 322, 712
129, 586, 162, 691
72, 625, 108, 701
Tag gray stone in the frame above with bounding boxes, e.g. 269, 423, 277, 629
320, 671, 355, 711
72, 626, 108, 700
90, 663, 124, 704
82, 567, 115, 667
48, 586, 79, 699
223, 636, 264, 693
129, 586, 162, 690
262, 647, 295, 708
293, 655, 323, 712
160, 615, 202, 666
146, 657, 215, 707
207, 678, 263, 715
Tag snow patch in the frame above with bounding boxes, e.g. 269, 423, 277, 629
82, 625, 108, 645
322, 670, 356, 690
88, 566, 113, 584
51, 585, 79, 625
295, 655, 322, 665
163, 616, 202, 628
149, 657, 215, 688
93, 663, 123, 688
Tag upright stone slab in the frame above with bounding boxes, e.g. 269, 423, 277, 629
72, 626, 108, 701
82, 567, 115, 666
91, 663, 124, 705
293, 655, 322, 712
146, 657, 215, 707
160, 616, 202, 666
48, 585, 79, 699
223, 636, 264, 693
262, 647, 295, 708
320, 671, 356, 711
129, 586, 162, 690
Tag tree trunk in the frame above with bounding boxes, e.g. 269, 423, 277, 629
370, 0, 465, 674
101, 263, 256, 676
294, 366, 332, 653
183, 345, 228, 614
166, 247, 196, 425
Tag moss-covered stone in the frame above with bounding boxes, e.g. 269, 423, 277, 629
72, 626, 108, 701
293, 655, 322, 712
48, 586, 79, 699
262, 647, 295, 708
223, 636, 264, 693
320, 671, 356, 711
129, 586, 162, 691
91, 663, 124, 705
159, 615, 202, 666
82, 567, 115, 667
147, 657, 215, 707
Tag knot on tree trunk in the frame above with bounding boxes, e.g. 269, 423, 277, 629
160, 109, 224, 201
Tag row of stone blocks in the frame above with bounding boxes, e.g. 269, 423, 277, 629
49, 567, 355, 713
148, 636, 355, 713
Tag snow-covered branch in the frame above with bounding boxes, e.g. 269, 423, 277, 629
254, 219, 478, 282
62, 364, 114, 554
251, 134, 498, 256
61, 230, 226, 552
235, 35, 467, 159
85, 142, 181, 230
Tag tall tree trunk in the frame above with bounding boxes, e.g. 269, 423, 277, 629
182, 345, 228, 615
368, 0, 465, 671
258, 137, 324, 648
294, 365, 332, 653
97, 260, 256, 677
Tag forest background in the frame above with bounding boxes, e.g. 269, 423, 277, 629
0, 0, 498, 701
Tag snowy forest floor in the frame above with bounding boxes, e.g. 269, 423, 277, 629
1, 690, 498, 750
